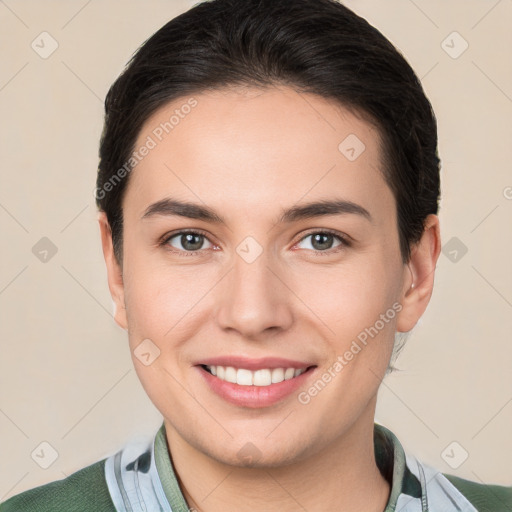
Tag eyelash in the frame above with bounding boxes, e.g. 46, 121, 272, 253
158, 228, 351, 257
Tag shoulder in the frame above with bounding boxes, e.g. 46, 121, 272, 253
443, 473, 512, 512
0, 458, 116, 512
377, 422, 512, 512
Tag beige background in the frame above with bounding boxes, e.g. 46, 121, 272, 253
1, 0, 511, 500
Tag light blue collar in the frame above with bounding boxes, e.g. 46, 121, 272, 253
104, 422, 476, 511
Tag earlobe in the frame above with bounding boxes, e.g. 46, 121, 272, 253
98, 212, 128, 331
396, 214, 441, 333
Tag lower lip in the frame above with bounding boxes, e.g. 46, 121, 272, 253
197, 366, 315, 408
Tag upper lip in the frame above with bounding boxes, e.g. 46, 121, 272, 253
196, 356, 316, 371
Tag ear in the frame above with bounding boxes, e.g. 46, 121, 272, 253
396, 214, 441, 333
98, 211, 128, 331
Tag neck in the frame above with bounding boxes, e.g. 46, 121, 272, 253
165, 401, 390, 512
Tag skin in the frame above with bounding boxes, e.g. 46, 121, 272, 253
99, 85, 441, 511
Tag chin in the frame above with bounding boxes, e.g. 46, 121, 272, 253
200, 436, 312, 469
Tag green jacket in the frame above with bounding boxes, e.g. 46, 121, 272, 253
1, 422, 510, 511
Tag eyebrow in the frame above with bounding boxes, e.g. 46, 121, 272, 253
140, 197, 372, 224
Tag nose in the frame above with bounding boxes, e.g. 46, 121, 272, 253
214, 249, 294, 340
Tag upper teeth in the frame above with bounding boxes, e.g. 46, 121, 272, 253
205, 366, 306, 386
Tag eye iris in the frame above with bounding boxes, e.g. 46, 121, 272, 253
311, 233, 334, 251
172, 232, 339, 252
181, 233, 203, 251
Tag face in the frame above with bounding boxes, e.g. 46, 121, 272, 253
100, 85, 438, 467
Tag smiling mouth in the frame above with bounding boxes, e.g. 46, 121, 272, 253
200, 364, 315, 386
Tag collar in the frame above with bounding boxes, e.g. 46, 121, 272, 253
104, 421, 477, 511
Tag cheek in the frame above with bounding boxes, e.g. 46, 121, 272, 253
293, 254, 402, 344
122, 261, 197, 410
122, 252, 218, 353
293, 261, 401, 421
122, 224, 403, 349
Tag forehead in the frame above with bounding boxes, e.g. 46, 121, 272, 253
123, 85, 394, 224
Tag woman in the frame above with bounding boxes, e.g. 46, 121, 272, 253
2, 0, 510, 510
